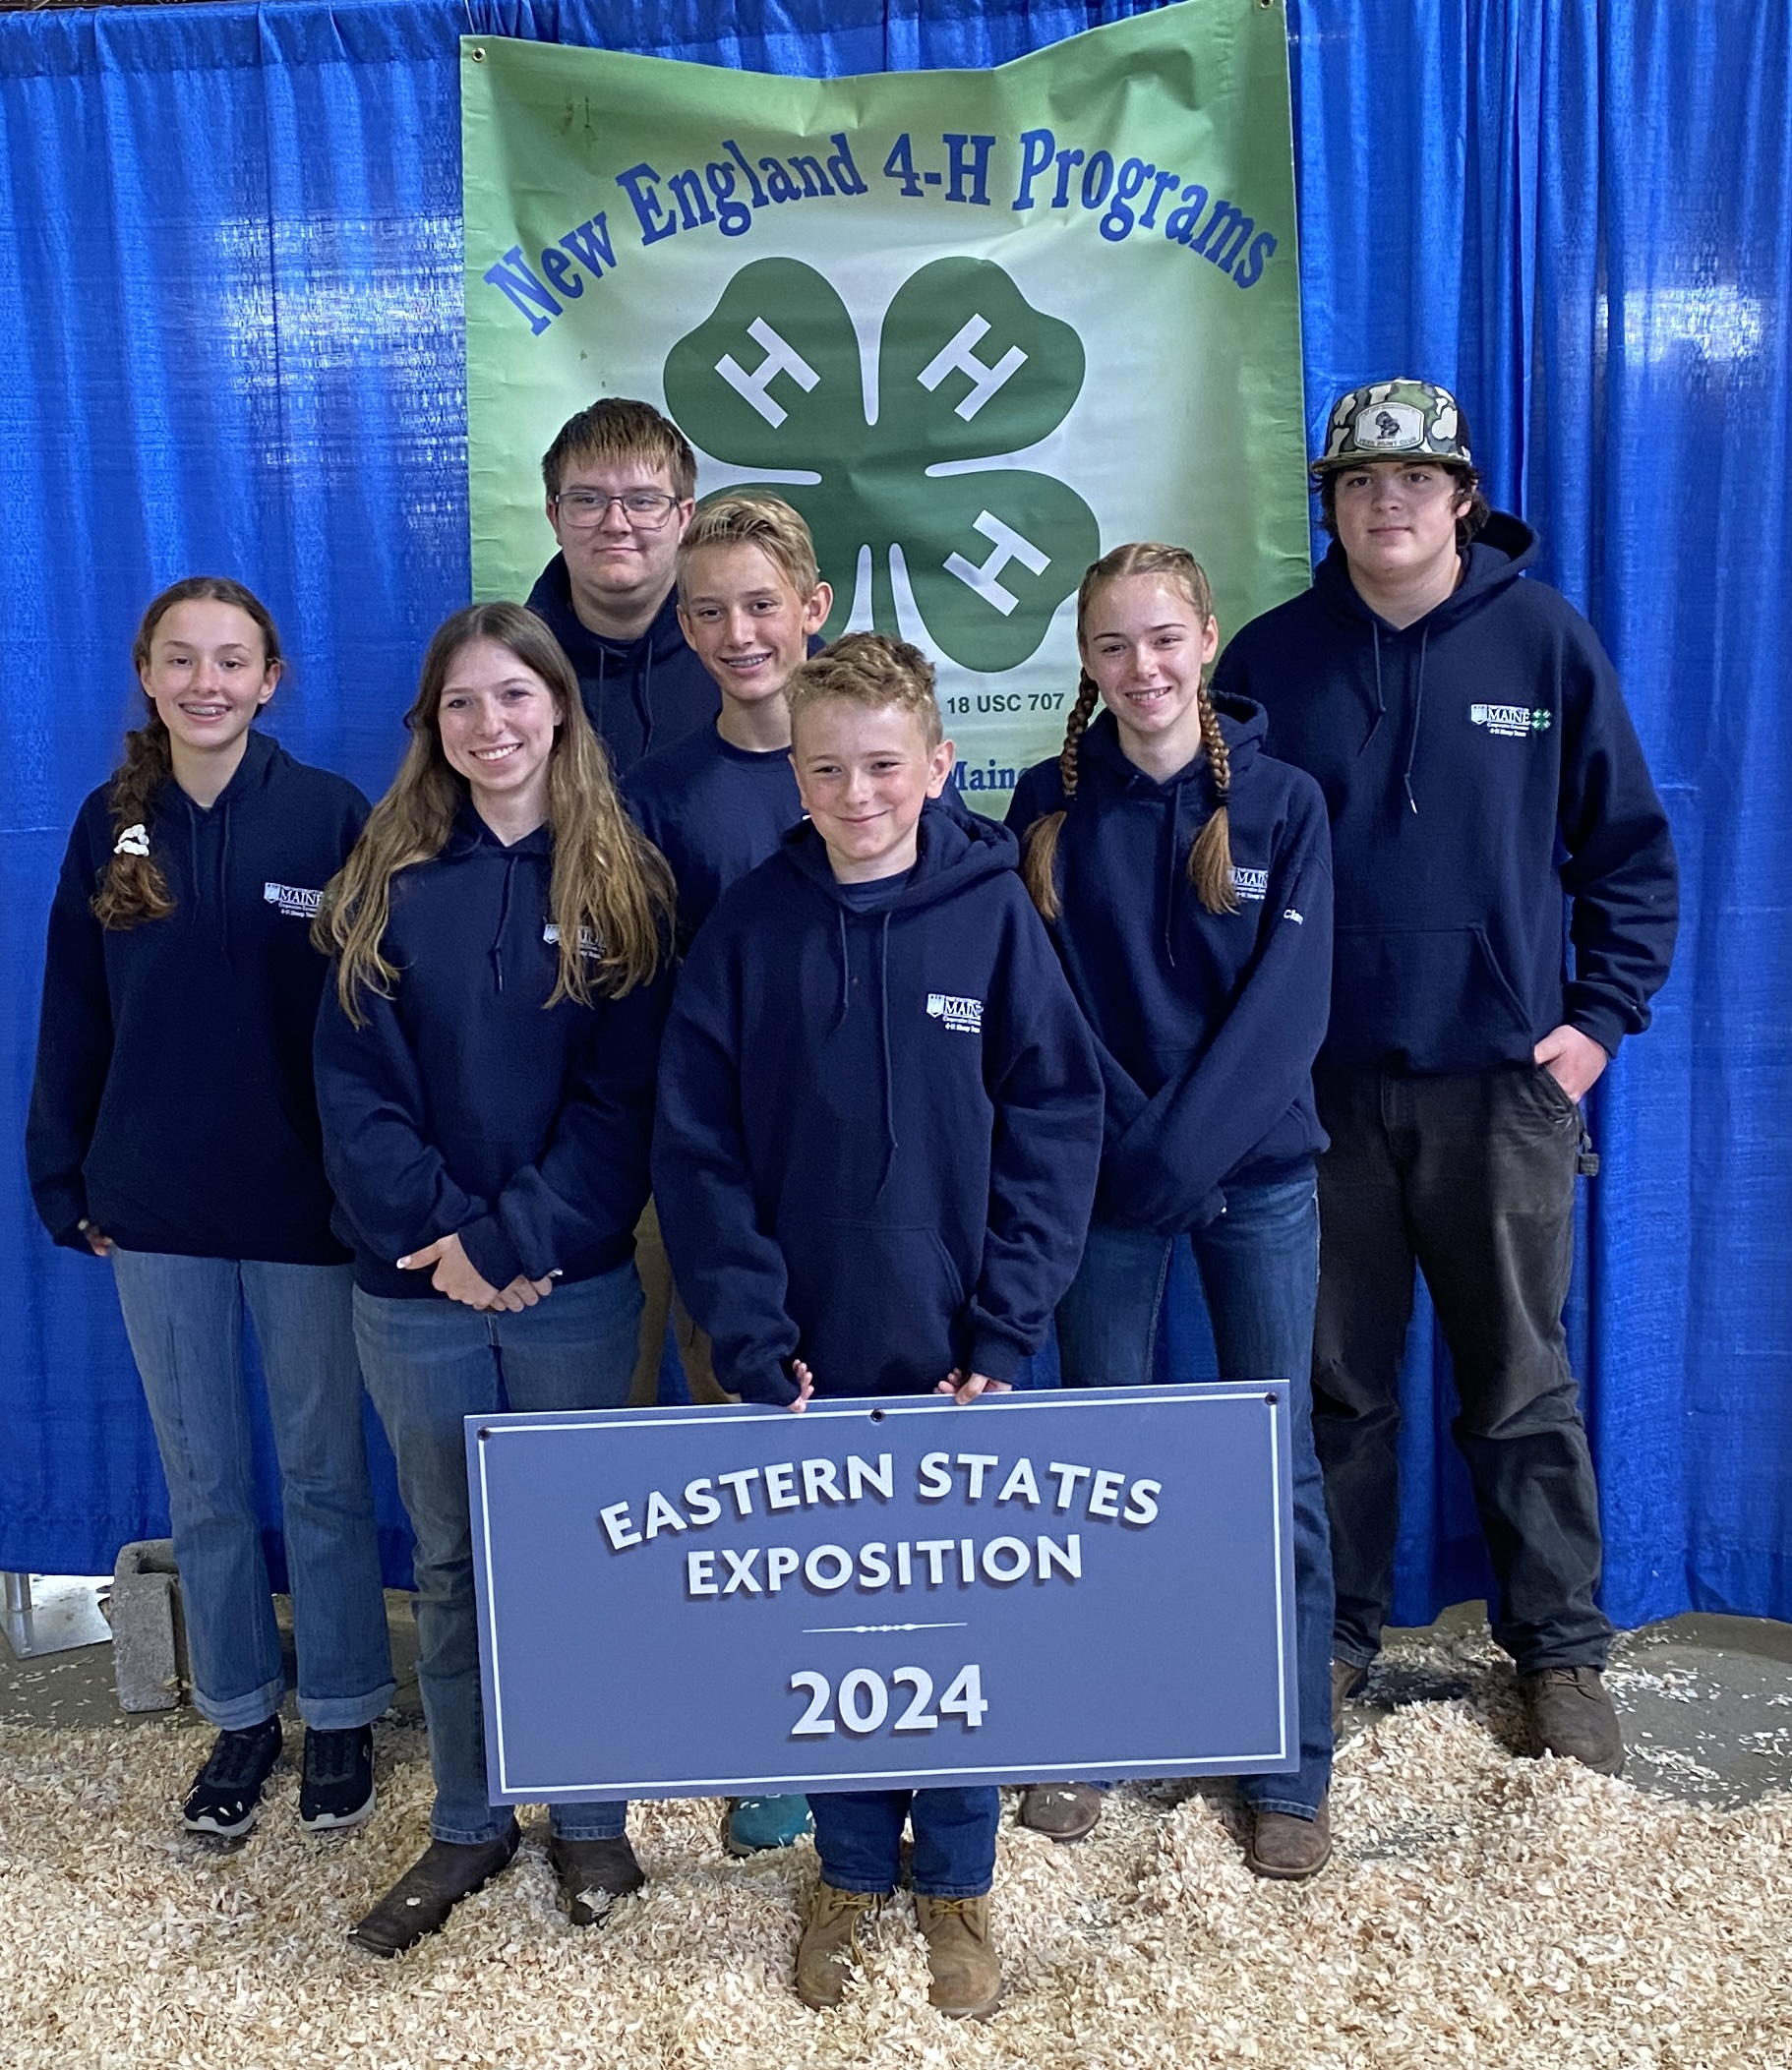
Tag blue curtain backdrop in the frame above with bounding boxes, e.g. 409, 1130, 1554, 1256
2, 0, 1786, 1625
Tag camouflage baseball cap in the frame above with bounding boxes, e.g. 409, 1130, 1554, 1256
1311, 380, 1472, 474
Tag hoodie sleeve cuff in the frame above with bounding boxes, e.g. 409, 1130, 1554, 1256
966, 1333, 1024, 1387
456, 1216, 525, 1293
1564, 1000, 1625, 1060
731, 1362, 801, 1408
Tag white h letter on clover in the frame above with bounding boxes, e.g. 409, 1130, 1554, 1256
715, 319, 820, 427
944, 511, 1050, 617
917, 315, 1027, 421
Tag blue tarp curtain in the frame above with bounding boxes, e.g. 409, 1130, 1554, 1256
2, 0, 1787, 1626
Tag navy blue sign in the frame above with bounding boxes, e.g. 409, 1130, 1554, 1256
467, 1385, 1295, 1802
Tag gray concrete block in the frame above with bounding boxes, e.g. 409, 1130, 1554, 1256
109, 1540, 190, 1712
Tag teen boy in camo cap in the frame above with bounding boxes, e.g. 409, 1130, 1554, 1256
1213, 379, 1679, 1775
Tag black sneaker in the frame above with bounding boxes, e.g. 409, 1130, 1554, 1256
182, 1717, 283, 1837
300, 1724, 376, 1831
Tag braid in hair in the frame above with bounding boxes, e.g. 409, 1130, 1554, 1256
1188, 681, 1238, 915
91, 710, 177, 928
92, 575, 284, 930
1021, 669, 1102, 922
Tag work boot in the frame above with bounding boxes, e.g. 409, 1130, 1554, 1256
1016, 1782, 1103, 1841
1330, 1659, 1368, 1734
1245, 1797, 1333, 1880
549, 1833, 645, 1926
794, 1881, 883, 2010
914, 1893, 1002, 2019
1521, 1665, 1624, 1774
347, 1823, 521, 1957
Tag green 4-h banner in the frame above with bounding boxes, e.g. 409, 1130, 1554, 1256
462, 3, 1307, 805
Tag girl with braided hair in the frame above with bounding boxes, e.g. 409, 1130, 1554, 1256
1005, 542, 1339, 1877
28, 577, 393, 1841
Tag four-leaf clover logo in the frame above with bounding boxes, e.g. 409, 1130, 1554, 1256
663, 258, 1099, 672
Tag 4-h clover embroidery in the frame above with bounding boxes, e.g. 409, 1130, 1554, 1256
663, 257, 1100, 672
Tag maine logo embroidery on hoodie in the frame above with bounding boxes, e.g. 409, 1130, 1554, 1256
1229, 865, 1269, 904
263, 882, 323, 920
926, 992, 984, 1035
543, 922, 605, 960
1470, 703, 1553, 739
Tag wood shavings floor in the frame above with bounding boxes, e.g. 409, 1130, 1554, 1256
2, 1647, 1788, 2068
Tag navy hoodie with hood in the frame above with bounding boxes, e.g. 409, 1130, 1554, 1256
1213, 516, 1678, 1073
1008, 699, 1334, 1234
28, 730, 367, 1263
652, 810, 1105, 1406
313, 802, 672, 1300
526, 555, 719, 778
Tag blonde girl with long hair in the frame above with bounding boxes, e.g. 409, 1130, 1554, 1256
312, 602, 674, 1956
28, 576, 393, 1842
1006, 543, 1339, 1877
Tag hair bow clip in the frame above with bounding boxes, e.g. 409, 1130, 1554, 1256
113, 823, 150, 858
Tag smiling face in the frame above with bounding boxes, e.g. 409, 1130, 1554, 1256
139, 599, 281, 766
1079, 574, 1220, 774
791, 696, 954, 883
1332, 460, 1471, 590
678, 541, 831, 711
547, 451, 694, 633
436, 636, 565, 833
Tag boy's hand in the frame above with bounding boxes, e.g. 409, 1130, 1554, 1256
936, 1369, 1012, 1406
788, 1359, 816, 1413
77, 1218, 113, 1258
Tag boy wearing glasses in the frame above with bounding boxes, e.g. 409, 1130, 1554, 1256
526, 397, 718, 777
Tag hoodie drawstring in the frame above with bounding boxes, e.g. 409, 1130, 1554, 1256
1363, 620, 1388, 754
638, 644, 655, 758
492, 856, 515, 994
874, 911, 898, 1199
1402, 626, 1431, 816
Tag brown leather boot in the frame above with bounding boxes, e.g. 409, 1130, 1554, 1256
914, 1893, 1002, 2019
1017, 1782, 1104, 1841
1331, 1659, 1368, 1733
794, 1881, 882, 2010
1521, 1665, 1624, 1774
1245, 1797, 1333, 1881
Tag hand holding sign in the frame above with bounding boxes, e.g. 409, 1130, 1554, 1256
935, 1369, 1013, 1406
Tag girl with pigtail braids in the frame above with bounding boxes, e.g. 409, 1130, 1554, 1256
28, 577, 394, 1844
1006, 542, 1340, 1878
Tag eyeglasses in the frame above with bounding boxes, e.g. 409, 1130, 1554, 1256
552, 490, 681, 529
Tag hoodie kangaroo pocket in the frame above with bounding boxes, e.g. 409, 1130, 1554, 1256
1332, 925, 1536, 1070
776, 1218, 967, 1396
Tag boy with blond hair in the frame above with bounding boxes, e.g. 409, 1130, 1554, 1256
653, 633, 1105, 2019
623, 493, 830, 1858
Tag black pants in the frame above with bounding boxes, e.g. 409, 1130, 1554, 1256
1311, 1061, 1611, 1676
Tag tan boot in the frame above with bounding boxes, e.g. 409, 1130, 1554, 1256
794, 1881, 882, 2010
915, 1893, 1002, 2019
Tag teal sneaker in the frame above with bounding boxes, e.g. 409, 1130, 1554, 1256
723, 1794, 812, 1856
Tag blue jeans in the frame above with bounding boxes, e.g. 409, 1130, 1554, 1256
1054, 1172, 1335, 1818
353, 1265, 642, 1846
110, 1251, 393, 1732
807, 1788, 1000, 1899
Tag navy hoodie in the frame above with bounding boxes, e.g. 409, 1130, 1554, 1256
625, 722, 995, 950
526, 555, 719, 777
652, 811, 1105, 1405
1213, 516, 1678, 1073
1008, 700, 1333, 1233
313, 803, 671, 1299
28, 731, 367, 1263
